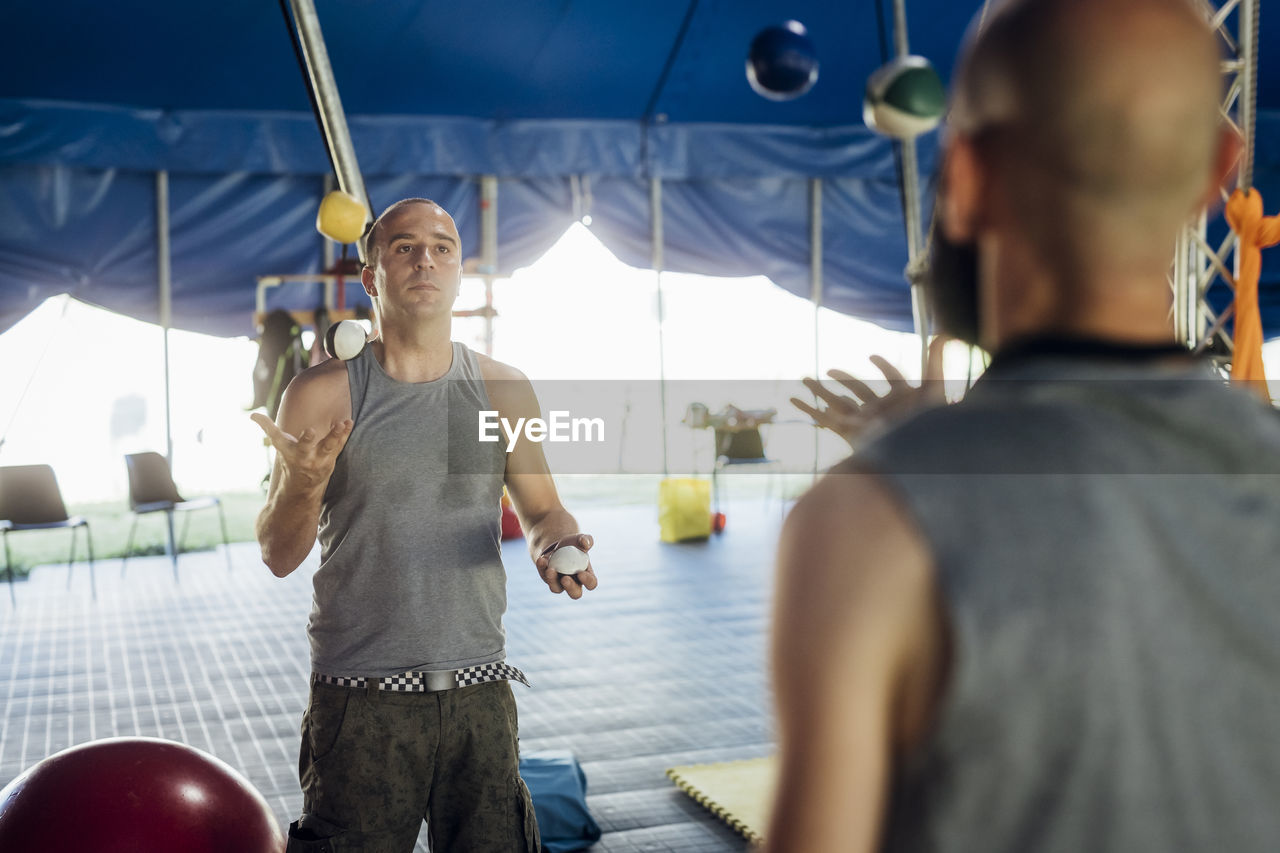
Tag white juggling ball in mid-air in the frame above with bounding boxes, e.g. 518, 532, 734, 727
324, 320, 368, 361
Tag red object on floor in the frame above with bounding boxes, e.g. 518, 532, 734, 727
501, 502, 524, 540
0, 737, 285, 852
712, 512, 727, 534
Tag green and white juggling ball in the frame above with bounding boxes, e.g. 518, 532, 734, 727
863, 55, 946, 139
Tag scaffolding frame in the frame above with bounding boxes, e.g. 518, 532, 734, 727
1172, 0, 1259, 357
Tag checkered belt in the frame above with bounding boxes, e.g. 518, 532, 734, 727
312, 661, 530, 693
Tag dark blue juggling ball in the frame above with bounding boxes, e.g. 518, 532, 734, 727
746, 20, 819, 101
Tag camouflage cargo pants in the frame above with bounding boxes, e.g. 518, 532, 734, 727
285, 679, 540, 853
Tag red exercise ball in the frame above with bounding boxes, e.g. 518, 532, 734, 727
500, 492, 524, 540
0, 737, 285, 852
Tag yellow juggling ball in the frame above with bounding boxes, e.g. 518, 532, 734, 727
316, 189, 368, 244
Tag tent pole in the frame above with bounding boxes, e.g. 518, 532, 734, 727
810, 178, 823, 375
156, 170, 174, 470
480, 176, 498, 357
1238, 0, 1257, 194
892, 0, 932, 372
322, 172, 336, 305
651, 177, 669, 478
810, 178, 823, 479
288, 0, 372, 263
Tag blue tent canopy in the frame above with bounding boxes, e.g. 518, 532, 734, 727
1, 0, 1277, 338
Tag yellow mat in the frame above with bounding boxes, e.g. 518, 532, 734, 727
666, 756, 777, 846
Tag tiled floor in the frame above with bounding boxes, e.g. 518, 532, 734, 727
0, 500, 784, 851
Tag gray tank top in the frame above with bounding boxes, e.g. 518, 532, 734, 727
310, 342, 508, 677
855, 352, 1280, 852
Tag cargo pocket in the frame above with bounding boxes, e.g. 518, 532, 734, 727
303, 685, 351, 763
286, 813, 346, 852
515, 776, 542, 853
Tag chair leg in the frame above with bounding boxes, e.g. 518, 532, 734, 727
3, 530, 13, 605
166, 510, 178, 582
216, 498, 232, 573
84, 520, 96, 601
178, 510, 191, 554
66, 525, 77, 590
122, 514, 140, 577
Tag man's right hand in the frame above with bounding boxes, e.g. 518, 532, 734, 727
791, 336, 949, 449
251, 413, 353, 492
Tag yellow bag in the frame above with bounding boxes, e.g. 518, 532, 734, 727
658, 478, 712, 543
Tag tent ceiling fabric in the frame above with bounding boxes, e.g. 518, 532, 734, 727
0, 0, 1277, 338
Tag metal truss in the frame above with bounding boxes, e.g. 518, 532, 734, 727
1172, 0, 1259, 357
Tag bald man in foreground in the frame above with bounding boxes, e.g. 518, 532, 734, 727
767, 1, 1280, 851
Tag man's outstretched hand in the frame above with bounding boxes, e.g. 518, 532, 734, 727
251, 413, 353, 492
536, 533, 598, 600
792, 337, 949, 448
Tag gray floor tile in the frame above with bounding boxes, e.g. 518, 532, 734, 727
1, 501, 784, 851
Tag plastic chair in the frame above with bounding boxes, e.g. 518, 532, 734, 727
0, 464, 95, 601
122, 452, 231, 580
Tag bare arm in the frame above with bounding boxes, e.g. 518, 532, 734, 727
483, 359, 598, 600
251, 361, 352, 577
764, 472, 945, 853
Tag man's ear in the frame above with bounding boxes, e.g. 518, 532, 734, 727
940, 136, 984, 243
1200, 126, 1243, 212
361, 265, 377, 298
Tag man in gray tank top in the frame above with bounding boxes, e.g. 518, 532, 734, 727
252, 198, 598, 851
767, 1, 1280, 852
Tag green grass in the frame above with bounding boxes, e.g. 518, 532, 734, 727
3, 474, 817, 579
3, 491, 265, 578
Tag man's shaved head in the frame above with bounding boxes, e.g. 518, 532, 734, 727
361, 198, 454, 268
950, 0, 1224, 271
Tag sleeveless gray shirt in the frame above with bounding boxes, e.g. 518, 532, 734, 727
311, 342, 508, 677
855, 353, 1280, 853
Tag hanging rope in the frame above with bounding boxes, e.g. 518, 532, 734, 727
0, 294, 73, 455
1243, 0, 1259, 189
873, 0, 911, 243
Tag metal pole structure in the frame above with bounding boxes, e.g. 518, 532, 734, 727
651, 178, 670, 477
809, 178, 823, 478
892, 0, 932, 372
810, 178, 823, 378
1173, 222, 1192, 344
1231, 0, 1258, 358
288, 0, 372, 263
156, 170, 177, 564
1238, 0, 1257, 194
1174, 0, 1257, 354
322, 172, 336, 306
480, 176, 498, 356
156, 171, 174, 467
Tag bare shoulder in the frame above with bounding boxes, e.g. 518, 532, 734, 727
286, 357, 349, 403
776, 469, 935, 648
277, 357, 351, 432
786, 471, 923, 555
776, 467, 945, 749
477, 353, 535, 412
476, 353, 528, 384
